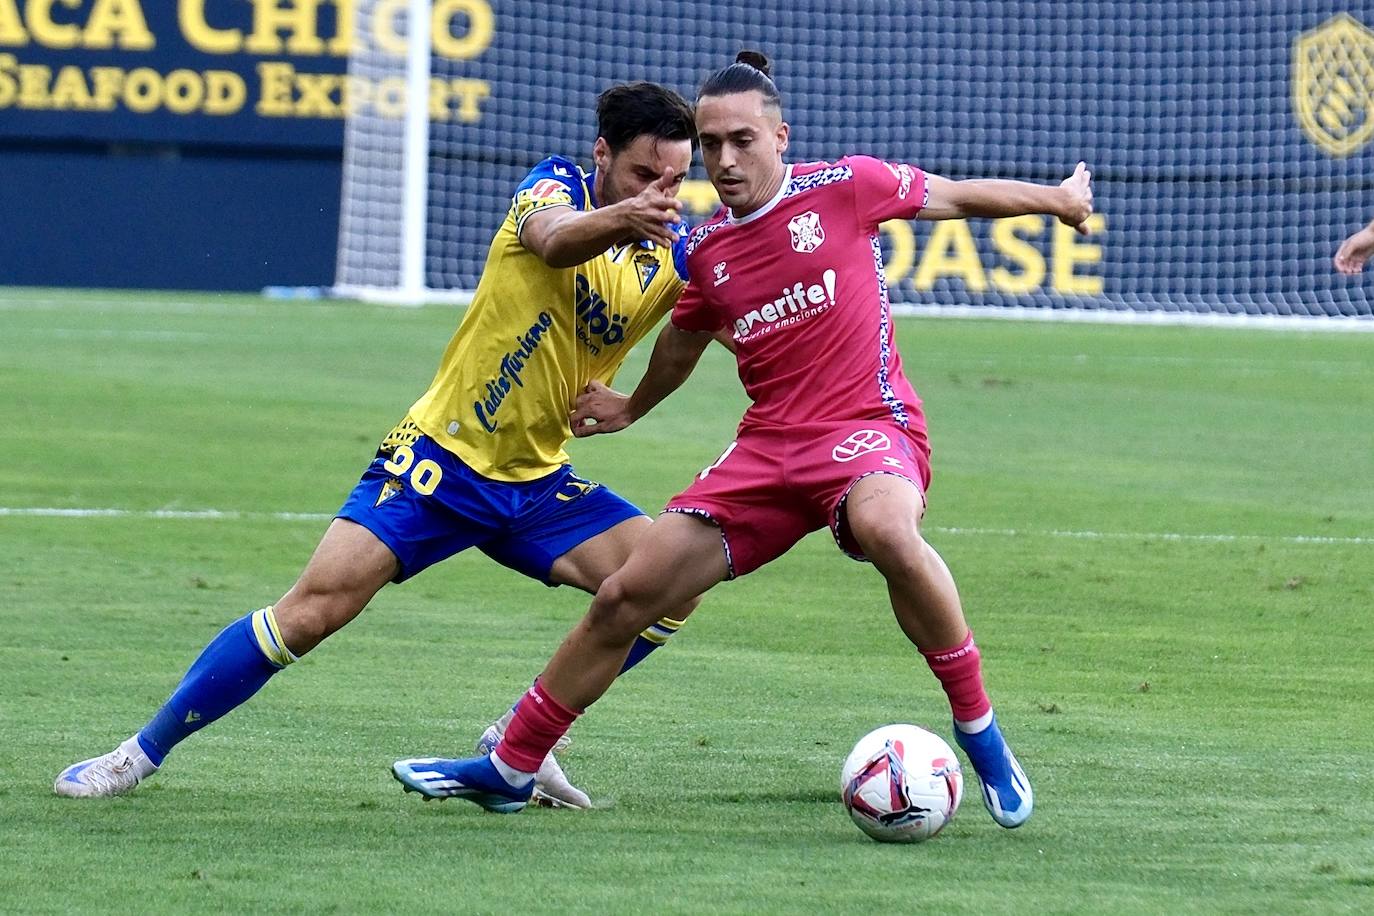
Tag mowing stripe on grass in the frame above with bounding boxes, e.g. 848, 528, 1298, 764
3, 507, 1370, 545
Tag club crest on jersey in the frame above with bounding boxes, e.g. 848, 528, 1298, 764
633, 251, 660, 292
788, 210, 826, 253
375, 477, 404, 507
832, 429, 892, 463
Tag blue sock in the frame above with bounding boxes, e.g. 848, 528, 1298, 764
136, 607, 296, 765
619, 616, 685, 674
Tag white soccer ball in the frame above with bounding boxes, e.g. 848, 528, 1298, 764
840, 723, 963, 843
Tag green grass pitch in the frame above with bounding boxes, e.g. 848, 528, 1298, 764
2, 288, 1372, 913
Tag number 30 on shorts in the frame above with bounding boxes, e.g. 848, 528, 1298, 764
382, 445, 443, 496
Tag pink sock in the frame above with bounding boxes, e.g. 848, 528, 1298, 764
495, 679, 582, 772
920, 630, 992, 724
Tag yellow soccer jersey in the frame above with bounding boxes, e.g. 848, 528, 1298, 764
407, 155, 688, 482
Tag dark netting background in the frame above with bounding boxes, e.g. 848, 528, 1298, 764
340, 1, 1374, 318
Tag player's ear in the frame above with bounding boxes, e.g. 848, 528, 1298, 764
775, 121, 790, 155
592, 137, 612, 171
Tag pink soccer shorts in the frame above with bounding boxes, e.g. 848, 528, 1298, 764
664, 420, 931, 578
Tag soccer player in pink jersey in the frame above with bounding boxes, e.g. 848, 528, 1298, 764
393, 51, 1093, 829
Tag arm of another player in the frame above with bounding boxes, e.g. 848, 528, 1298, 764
570, 323, 715, 437
521, 170, 685, 268
918, 161, 1094, 234
1334, 219, 1374, 275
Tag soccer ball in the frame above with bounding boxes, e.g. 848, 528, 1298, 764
840, 724, 963, 843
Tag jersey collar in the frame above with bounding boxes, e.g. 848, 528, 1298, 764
583, 167, 598, 209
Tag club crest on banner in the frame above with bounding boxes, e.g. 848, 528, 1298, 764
1293, 13, 1374, 157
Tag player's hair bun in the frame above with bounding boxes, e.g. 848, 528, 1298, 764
700, 49, 780, 103
735, 50, 772, 77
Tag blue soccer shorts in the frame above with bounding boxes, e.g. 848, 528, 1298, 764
337, 434, 644, 585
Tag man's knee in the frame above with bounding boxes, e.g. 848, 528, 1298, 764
850, 509, 923, 564
586, 574, 662, 642
276, 523, 396, 651
274, 580, 372, 651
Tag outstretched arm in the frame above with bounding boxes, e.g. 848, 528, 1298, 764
1334, 219, 1374, 275
571, 323, 715, 437
521, 169, 684, 268
919, 161, 1094, 234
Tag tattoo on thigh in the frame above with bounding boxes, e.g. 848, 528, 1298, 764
855, 486, 890, 506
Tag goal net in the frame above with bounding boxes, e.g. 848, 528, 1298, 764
335, 1, 1374, 325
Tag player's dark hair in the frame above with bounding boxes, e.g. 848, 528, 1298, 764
596, 82, 697, 152
698, 49, 782, 109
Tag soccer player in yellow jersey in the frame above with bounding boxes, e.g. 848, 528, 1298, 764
54, 82, 699, 808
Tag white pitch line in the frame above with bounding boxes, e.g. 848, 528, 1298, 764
1, 507, 1370, 545
0, 507, 332, 522
891, 303, 1374, 333
930, 525, 1374, 545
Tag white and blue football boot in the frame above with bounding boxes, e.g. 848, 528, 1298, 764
54, 736, 158, 798
391, 754, 533, 813
953, 715, 1034, 828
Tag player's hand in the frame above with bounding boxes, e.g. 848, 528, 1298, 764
571, 380, 634, 437
1333, 225, 1374, 275
618, 169, 684, 248
1058, 161, 1094, 235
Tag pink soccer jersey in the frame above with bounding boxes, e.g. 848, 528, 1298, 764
674, 155, 929, 435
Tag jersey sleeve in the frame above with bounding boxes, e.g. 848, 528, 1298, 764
670, 221, 690, 282
670, 280, 724, 333
511, 156, 587, 239
849, 155, 927, 229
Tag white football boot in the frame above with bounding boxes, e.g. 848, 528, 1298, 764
478, 719, 590, 809
54, 736, 158, 798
